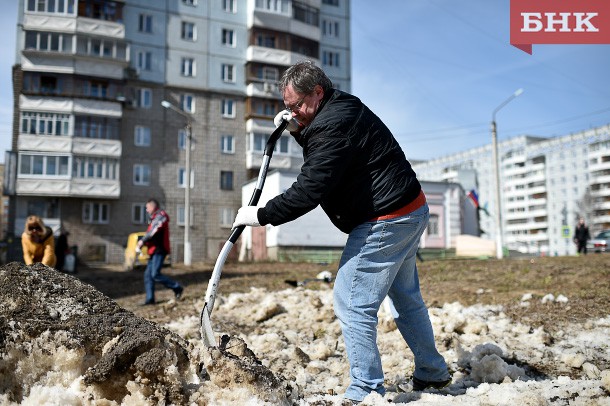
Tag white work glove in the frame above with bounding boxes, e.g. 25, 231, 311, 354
135, 246, 142, 255
274, 109, 300, 132
233, 206, 261, 228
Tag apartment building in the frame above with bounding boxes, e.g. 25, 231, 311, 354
413, 124, 610, 256
5, 0, 351, 263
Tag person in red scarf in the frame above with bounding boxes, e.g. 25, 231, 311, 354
137, 199, 183, 305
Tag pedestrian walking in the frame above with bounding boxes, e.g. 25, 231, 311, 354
137, 199, 183, 305
573, 217, 590, 255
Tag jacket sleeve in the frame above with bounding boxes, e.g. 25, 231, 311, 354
141, 212, 169, 244
22, 236, 34, 265
42, 236, 56, 267
258, 132, 352, 226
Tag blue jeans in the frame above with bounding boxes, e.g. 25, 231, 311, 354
144, 252, 181, 303
333, 204, 449, 401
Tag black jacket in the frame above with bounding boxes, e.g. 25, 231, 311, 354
258, 89, 421, 234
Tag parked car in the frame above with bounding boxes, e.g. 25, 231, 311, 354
587, 229, 610, 253
123, 232, 171, 271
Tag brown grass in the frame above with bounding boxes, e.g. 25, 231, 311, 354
77, 254, 610, 333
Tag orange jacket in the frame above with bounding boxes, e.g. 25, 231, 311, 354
22, 226, 57, 268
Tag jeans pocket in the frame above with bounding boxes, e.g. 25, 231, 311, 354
378, 218, 422, 257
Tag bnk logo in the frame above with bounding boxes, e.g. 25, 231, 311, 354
510, 0, 610, 54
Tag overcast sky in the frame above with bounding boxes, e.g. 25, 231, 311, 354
1, 0, 609, 162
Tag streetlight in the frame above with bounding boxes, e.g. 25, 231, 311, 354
161, 100, 193, 266
491, 88, 524, 259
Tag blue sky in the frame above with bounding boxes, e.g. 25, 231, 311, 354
1, 0, 609, 162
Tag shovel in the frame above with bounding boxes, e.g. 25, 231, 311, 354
200, 119, 290, 347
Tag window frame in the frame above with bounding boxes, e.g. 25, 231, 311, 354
181, 21, 197, 41
181, 57, 196, 77
220, 170, 234, 190
221, 63, 235, 83
82, 201, 110, 224
133, 164, 151, 186
178, 167, 195, 188
131, 203, 147, 224
221, 99, 235, 118
221, 28, 236, 47
134, 125, 151, 147
220, 135, 235, 154
138, 13, 153, 33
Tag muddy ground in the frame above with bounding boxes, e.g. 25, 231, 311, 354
77, 254, 609, 335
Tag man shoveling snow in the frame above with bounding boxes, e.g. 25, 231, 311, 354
232, 60, 451, 402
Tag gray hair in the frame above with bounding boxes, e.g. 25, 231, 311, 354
279, 60, 333, 95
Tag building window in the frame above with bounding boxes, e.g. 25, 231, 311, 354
82, 202, 110, 224
220, 207, 235, 228
223, 0, 236, 13
181, 94, 195, 113
181, 57, 196, 77
221, 63, 235, 83
24, 31, 73, 53
178, 168, 194, 188
138, 14, 153, 33
75, 37, 127, 61
322, 19, 339, 37
322, 51, 340, 67
181, 21, 196, 41
19, 154, 69, 176
136, 88, 152, 108
134, 126, 151, 147
132, 203, 147, 224
136, 50, 152, 71
176, 204, 193, 226
21, 112, 71, 136
182, 0, 196, 5
428, 214, 440, 236
255, 33, 276, 48
255, 0, 289, 13
262, 66, 279, 81
133, 164, 151, 185
72, 157, 118, 180
178, 129, 187, 150
251, 133, 289, 154
322, 0, 339, 5
221, 99, 235, 118
27, 0, 76, 14
221, 135, 235, 154
220, 171, 234, 190
221, 29, 235, 47
293, 1, 319, 26
74, 116, 119, 139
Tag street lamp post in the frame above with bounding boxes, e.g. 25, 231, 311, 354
491, 88, 523, 259
161, 100, 192, 266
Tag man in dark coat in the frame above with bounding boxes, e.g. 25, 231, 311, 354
232, 61, 450, 402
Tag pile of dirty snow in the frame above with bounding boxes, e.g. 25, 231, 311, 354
1, 262, 609, 405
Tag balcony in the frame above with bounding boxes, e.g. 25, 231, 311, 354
250, 4, 321, 42
20, 95, 122, 118
246, 81, 281, 99
247, 45, 319, 67
15, 177, 120, 198
23, 14, 125, 39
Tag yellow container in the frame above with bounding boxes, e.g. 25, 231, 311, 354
124, 232, 149, 271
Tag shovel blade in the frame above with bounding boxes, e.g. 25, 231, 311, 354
200, 304, 216, 347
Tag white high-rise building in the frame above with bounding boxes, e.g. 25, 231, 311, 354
413, 124, 610, 256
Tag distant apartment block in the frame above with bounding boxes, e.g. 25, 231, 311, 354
5, 0, 351, 263
412, 124, 610, 256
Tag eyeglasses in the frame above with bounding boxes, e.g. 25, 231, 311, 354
285, 95, 306, 114
28, 226, 42, 232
